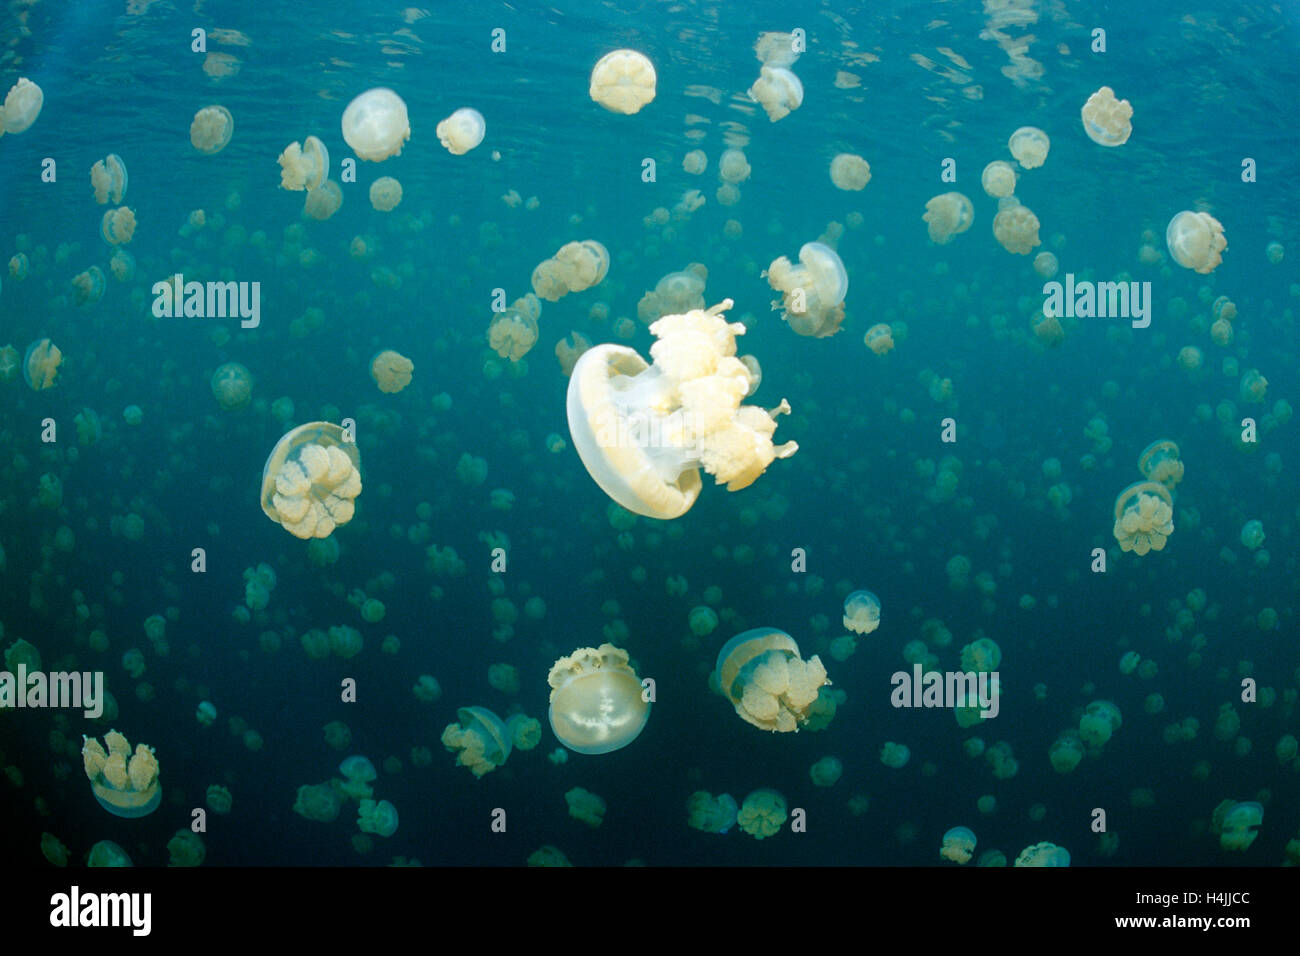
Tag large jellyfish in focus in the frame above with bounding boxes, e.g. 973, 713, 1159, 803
436, 108, 486, 155
1080, 86, 1132, 146
1112, 481, 1173, 555
589, 50, 657, 114
547, 643, 650, 754
341, 88, 410, 160
714, 627, 830, 732
260, 422, 362, 539
81, 730, 160, 818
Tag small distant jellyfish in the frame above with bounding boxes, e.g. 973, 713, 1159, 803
196, 701, 217, 725
278, 136, 330, 191
259, 422, 363, 539
829, 153, 871, 191
370, 350, 413, 393
980, 160, 1017, 198
1081, 86, 1132, 146
717, 149, 751, 184
923, 192, 974, 244
1240, 519, 1265, 551
211, 362, 252, 410
190, 105, 234, 154
547, 643, 650, 754
686, 791, 738, 834
809, 755, 843, 787
1079, 700, 1122, 748
1033, 251, 1058, 279
688, 605, 719, 637
1, 78, 43, 133
436, 108, 485, 155
940, 826, 977, 864
880, 741, 910, 768
1014, 841, 1070, 866
565, 787, 606, 828
1265, 241, 1283, 264
1166, 210, 1227, 274
1008, 126, 1050, 168
303, 180, 343, 220
1239, 369, 1267, 404
341, 88, 410, 161
1048, 733, 1085, 773
1218, 801, 1263, 851
100, 207, 137, 245
358, 798, 399, 837
1137, 439, 1183, 490
682, 149, 707, 175
749, 65, 803, 121
23, 338, 62, 391
737, 789, 787, 839
1112, 481, 1174, 555
86, 840, 133, 868
81, 730, 160, 818
864, 324, 894, 355
90, 154, 128, 204
992, 200, 1040, 255
589, 49, 657, 114
714, 627, 830, 733
842, 590, 881, 635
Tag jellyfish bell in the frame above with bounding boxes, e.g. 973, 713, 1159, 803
799, 242, 848, 307
0, 344, 20, 383
441, 706, 513, 776
23, 338, 62, 391
1008, 126, 1050, 168
1080, 86, 1132, 147
749, 65, 803, 121
940, 826, 977, 864
547, 643, 650, 755
278, 136, 330, 191
1166, 210, 1226, 274
259, 421, 362, 539
436, 107, 485, 155
923, 192, 974, 244
342, 88, 410, 160
589, 49, 657, 115
369, 350, 413, 393
82, 731, 160, 818
2, 78, 42, 133
190, 105, 234, 154
210, 362, 252, 410
842, 590, 881, 635
90, 154, 128, 204
1137, 439, 1183, 489
714, 627, 830, 733
1112, 480, 1174, 555
829, 153, 871, 191
980, 160, 1017, 198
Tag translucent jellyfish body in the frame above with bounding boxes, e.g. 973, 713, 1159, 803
1008, 126, 1049, 168
1240, 519, 1265, 551
259, 422, 362, 539
0, 344, 20, 383
940, 826, 977, 864
686, 791, 738, 834
566, 299, 797, 519
190, 105, 234, 154
547, 643, 650, 754
211, 361, 252, 409
369, 176, 402, 211
1137, 439, 1183, 490
303, 180, 343, 220
637, 263, 707, 323
82, 730, 160, 818
923, 192, 974, 244
531, 240, 609, 301
765, 242, 848, 337
980, 161, 1016, 198
737, 789, 787, 839
23, 338, 62, 390
1219, 801, 1263, 851
278, 136, 329, 191
1, 78, 42, 133
369, 350, 413, 393
90, 154, 128, 204
1112, 481, 1173, 555
829, 153, 871, 191
441, 706, 513, 776
589, 49, 657, 114
436, 107, 485, 155
992, 200, 1040, 255
1166, 210, 1226, 274
842, 590, 881, 635
714, 627, 830, 733
749, 66, 803, 121
864, 324, 894, 355
488, 296, 540, 361
1078, 699, 1122, 748
1014, 841, 1070, 866
358, 798, 399, 837
100, 207, 136, 245
1080, 86, 1132, 146
341, 88, 410, 160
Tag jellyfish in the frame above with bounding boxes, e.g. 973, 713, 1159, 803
689, 605, 719, 637
718, 149, 751, 185
259, 421, 363, 539
749, 66, 803, 121
436, 107, 485, 155
555, 331, 591, 376
940, 826, 977, 864
81, 730, 160, 818
1, 78, 42, 133
960, 637, 1001, 673
100, 207, 137, 245
1112, 480, 1174, 555
86, 840, 133, 868
1239, 369, 1267, 403
531, 241, 609, 301
90, 154, 128, 204
1014, 842, 1070, 866
810, 755, 843, 787
1033, 251, 1059, 279
714, 627, 830, 733
190, 105, 234, 154
72, 266, 106, 306
922, 192, 974, 244
547, 643, 650, 754
764, 243, 848, 338
682, 149, 707, 175
22, 338, 61, 391
1240, 519, 1265, 551
278, 136, 330, 191
737, 789, 787, 839
1048, 732, 1085, 773
638, 264, 708, 323
369, 350, 413, 393
293, 781, 343, 822
686, 791, 738, 834
1166, 210, 1226, 274
842, 590, 881, 635
441, 706, 514, 776
303, 180, 343, 220
1137, 439, 1183, 490
368, 176, 403, 212
1217, 801, 1263, 851
829, 153, 871, 191
565, 787, 607, 827
341, 88, 410, 160
488, 301, 540, 361
1008, 126, 1049, 168
863, 324, 895, 356
1080, 86, 1132, 147
358, 798, 399, 837
1078, 700, 1122, 748
880, 742, 911, 768
992, 200, 1040, 255
980, 161, 1017, 198
589, 49, 656, 114
566, 299, 797, 519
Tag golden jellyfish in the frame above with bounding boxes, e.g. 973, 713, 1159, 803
992, 199, 1041, 255
259, 421, 362, 539
842, 590, 881, 635
369, 350, 413, 393
547, 643, 650, 754
566, 299, 797, 519
278, 136, 329, 191
1033, 251, 1058, 279
1048, 733, 1085, 773
531, 240, 609, 301
341, 88, 410, 160
829, 153, 871, 191
369, 176, 402, 212
589, 49, 656, 114
864, 323, 894, 355
72, 265, 106, 305
1008, 126, 1049, 168
81, 730, 160, 818
190, 105, 234, 154
749, 65, 803, 121
0, 344, 19, 383
303, 180, 343, 221
718, 149, 751, 185
682, 149, 707, 175
940, 826, 977, 864
923, 192, 974, 244
714, 627, 830, 733
1080, 86, 1132, 146
1240, 369, 1267, 403
210, 362, 252, 409
637, 263, 708, 323
980, 160, 1017, 198
436, 107, 485, 155
1137, 439, 1183, 490
737, 789, 787, 839
23, 338, 61, 391
440, 706, 513, 777
100, 207, 136, 245
489, 295, 541, 361
1014, 842, 1070, 866
1112, 481, 1173, 555
1, 78, 42, 133
765, 242, 848, 337
555, 331, 591, 376
90, 154, 128, 204
1166, 210, 1226, 273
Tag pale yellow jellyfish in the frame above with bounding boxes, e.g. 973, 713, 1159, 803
1112, 481, 1174, 555
1080, 86, 1132, 147
531, 240, 609, 301
440, 706, 513, 777
1008, 126, 1049, 168
842, 590, 881, 635
90, 154, 128, 204
82, 730, 160, 818
864, 324, 894, 355
718, 149, 751, 185
737, 789, 787, 839
749, 66, 803, 121
940, 826, 977, 864
436, 107, 485, 155
1, 78, 42, 134
992, 199, 1041, 255
190, 105, 234, 154
565, 787, 606, 827
72, 266, 106, 305
1137, 439, 1183, 490
341, 88, 410, 160
1014, 842, 1070, 866
1079, 700, 1122, 748
23, 338, 61, 391
1166, 210, 1226, 273
259, 421, 362, 539
638, 263, 708, 324
714, 627, 830, 733
488, 306, 539, 362
682, 149, 707, 175
100, 207, 136, 245
589, 50, 656, 114
566, 299, 797, 519
829, 153, 871, 191
980, 160, 1017, 198
369, 176, 403, 212
764, 242, 848, 338
211, 362, 252, 409
278, 136, 330, 191
1033, 251, 1058, 279
370, 350, 413, 393
303, 180, 343, 220
555, 331, 592, 376
547, 643, 650, 754
923, 192, 974, 244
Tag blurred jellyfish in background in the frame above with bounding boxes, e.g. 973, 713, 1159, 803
940, 826, 976, 864
686, 791, 738, 834
1048, 732, 1085, 773
1112, 481, 1174, 555
1215, 800, 1263, 851
637, 264, 707, 323
1015, 842, 1070, 866
547, 643, 650, 754
357, 799, 399, 837
923, 192, 974, 244
809, 756, 842, 787
368, 177, 403, 211
369, 350, 413, 393
436, 107, 485, 155
880, 742, 910, 768
81, 730, 160, 818
1166, 210, 1226, 273
293, 781, 343, 823
588, 50, 656, 114
737, 789, 787, 839
23, 338, 61, 390
1078, 700, 1122, 749
86, 840, 133, 867
341, 88, 410, 160
260, 422, 362, 539
714, 627, 830, 732
1080, 86, 1132, 146
190, 105, 233, 154
565, 787, 606, 827
0, 343, 19, 383
1240, 519, 1265, 551
842, 590, 881, 635
210, 362, 252, 410
1137, 440, 1184, 491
